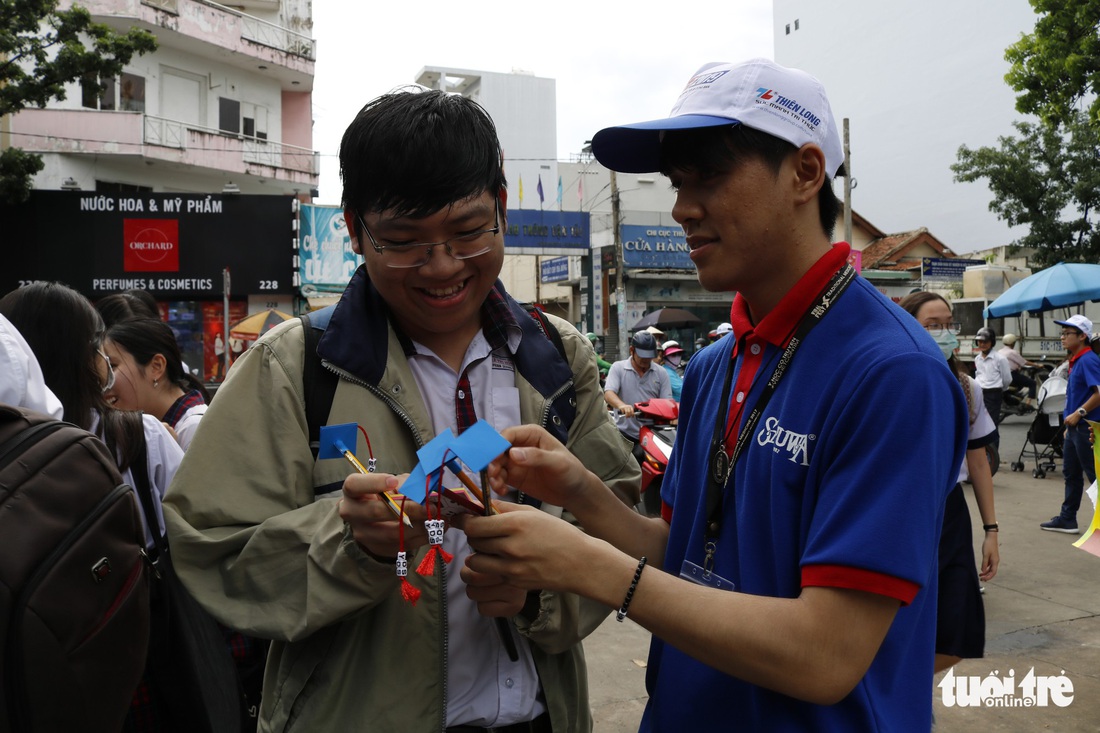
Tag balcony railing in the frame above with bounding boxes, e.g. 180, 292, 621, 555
144, 115, 319, 175
138, 0, 316, 59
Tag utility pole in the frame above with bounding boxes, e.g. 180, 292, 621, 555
611, 170, 627, 361
843, 118, 852, 244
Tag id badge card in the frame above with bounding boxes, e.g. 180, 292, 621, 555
680, 559, 736, 592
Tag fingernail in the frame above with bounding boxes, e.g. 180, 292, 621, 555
510, 447, 527, 462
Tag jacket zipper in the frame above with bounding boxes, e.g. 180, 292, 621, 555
321, 361, 425, 449
322, 360, 453, 727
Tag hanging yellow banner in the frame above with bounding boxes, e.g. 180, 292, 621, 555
1072, 420, 1100, 557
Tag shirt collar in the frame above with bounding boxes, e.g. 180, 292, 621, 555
728, 243, 852, 348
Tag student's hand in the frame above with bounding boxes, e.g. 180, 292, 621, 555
459, 562, 529, 618
979, 532, 999, 582
487, 425, 592, 509
459, 504, 597, 596
339, 472, 427, 558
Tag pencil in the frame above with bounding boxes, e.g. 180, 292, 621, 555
340, 449, 413, 528
451, 467, 499, 515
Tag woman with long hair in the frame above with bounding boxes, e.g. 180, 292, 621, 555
898, 291, 1000, 673
104, 318, 209, 450
0, 282, 183, 546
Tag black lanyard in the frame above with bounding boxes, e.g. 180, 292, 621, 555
704, 264, 856, 542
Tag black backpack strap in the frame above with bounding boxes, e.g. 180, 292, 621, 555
300, 311, 340, 464
523, 304, 568, 365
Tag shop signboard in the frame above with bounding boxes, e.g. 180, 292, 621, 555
299, 204, 361, 286
0, 190, 296, 299
503, 209, 589, 255
620, 225, 692, 270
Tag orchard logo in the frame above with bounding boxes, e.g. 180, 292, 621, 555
123, 218, 179, 272
939, 667, 1074, 708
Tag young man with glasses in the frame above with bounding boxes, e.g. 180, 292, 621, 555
459, 59, 968, 731
163, 89, 639, 732
1040, 315, 1100, 534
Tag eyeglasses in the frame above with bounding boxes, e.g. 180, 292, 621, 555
923, 322, 961, 337
1060, 330, 1082, 338
97, 349, 115, 393
355, 199, 501, 269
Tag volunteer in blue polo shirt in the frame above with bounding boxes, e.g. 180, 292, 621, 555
461, 58, 967, 732
1040, 314, 1100, 534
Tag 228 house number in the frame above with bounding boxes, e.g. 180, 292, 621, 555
258, 280, 279, 290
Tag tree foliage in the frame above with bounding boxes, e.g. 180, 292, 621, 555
0, 0, 157, 202
952, 111, 1100, 267
1004, 0, 1100, 128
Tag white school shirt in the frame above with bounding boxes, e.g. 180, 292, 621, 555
407, 327, 546, 729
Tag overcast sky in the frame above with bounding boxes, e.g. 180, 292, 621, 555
309, 1, 775, 205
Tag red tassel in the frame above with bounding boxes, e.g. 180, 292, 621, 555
417, 545, 454, 576
400, 577, 421, 605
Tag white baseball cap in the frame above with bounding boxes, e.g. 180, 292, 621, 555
591, 58, 843, 177
716, 322, 733, 335
1054, 314, 1094, 340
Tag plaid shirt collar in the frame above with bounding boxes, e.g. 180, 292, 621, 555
163, 389, 205, 427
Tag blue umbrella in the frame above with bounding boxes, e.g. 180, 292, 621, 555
984, 262, 1100, 318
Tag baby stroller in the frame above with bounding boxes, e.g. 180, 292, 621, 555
1009, 365, 1068, 479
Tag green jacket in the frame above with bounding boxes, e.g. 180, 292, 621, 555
163, 276, 639, 732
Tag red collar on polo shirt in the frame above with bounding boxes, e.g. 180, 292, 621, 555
723, 243, 851, 449
1068, 345, 1090, 373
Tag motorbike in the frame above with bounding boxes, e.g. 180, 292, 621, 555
1000, 358, 1053, 421
631, 398, 679, 516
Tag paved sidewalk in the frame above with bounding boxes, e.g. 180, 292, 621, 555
582, 415, 1100, 731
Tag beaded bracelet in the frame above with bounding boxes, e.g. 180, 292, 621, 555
616, 556, 648, 622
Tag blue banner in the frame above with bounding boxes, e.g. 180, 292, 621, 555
922, 257, 985, 280
540, 257, 570, 283
621, 225, 692, 270
504, 209, 589, 254
299, 205, 362, 287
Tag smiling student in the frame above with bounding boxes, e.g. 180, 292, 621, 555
162, 87, 638, 732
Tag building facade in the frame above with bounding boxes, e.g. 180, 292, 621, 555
9, 0, 318, 198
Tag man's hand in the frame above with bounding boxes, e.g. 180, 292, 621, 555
339, 473, 427, 558
459, 561, 529, 618
486, 424, 595, 509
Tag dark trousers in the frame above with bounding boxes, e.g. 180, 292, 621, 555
982, 389, 1004, 449
1010, 370, 1037, 399
1060, 422, 1098, 521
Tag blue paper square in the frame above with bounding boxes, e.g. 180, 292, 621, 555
450, 420, 512, 472
416, 429, 462, 476
398, 463, 442, 504
318, 423, 358, 459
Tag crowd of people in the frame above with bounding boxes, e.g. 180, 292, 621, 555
2, 57, 1099, 733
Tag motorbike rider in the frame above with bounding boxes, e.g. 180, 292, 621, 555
655, 340, 685, 401
999, 333, 1039, 409
604, 331, 672, 446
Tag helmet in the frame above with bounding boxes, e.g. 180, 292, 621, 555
975, 327, 996, 343
1002, 333, 1017, 346
661, 339, 684, 356
585, 332, 599, 343
716, 322, 733, 336
630, 331, 658, 358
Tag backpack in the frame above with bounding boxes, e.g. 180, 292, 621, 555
0, 405, 150, 733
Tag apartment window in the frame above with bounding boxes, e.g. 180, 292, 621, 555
96, 180, 154, 194
219, 97, 241, 134
794, 19, 800, 31
785, 23, 790, 35
82, 72, 144, 112
219, 98, 268, 139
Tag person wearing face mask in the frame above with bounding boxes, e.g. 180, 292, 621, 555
899, 292, 999, 677
656, 340, 685, 401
